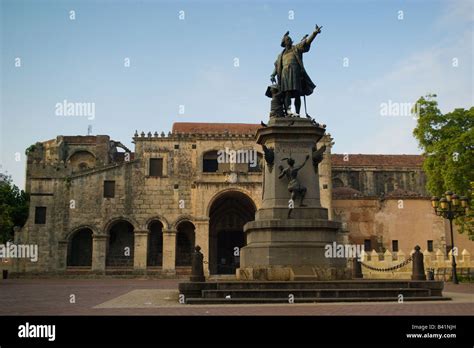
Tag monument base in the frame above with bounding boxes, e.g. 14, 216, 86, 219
237, 266, 350, 281
238, 218, 350, 281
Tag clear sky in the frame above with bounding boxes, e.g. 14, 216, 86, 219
1, 0, 473, 188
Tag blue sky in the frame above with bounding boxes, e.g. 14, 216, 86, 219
1, 0, 473, 188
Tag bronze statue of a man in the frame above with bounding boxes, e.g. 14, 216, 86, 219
271, 25, 322, 117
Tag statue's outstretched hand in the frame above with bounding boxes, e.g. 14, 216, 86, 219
315, 24, 323, 34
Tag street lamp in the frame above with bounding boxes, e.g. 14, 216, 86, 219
431, 191, 469, 284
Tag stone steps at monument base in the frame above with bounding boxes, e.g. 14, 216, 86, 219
178, 280, 447, 303
201, 288, 431, 299
184, 296, 450, 304
208, 280, 442, 291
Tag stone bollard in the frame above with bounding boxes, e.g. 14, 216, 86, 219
190, 245, 205, 282
352, 258, 363, 279
411, 245, 426, 281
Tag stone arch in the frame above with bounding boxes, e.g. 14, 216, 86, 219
208, 190, 256, 274
103, 216, 138, 234
172, 215, 196, 230
105, 219, 135, 268
67, 150, 97, 172
65, 224, 99, 240
206, 187, 257, 217
66, 227, 93, 267
175, 220, 196, 266
147, 219, 164, 267
145, 215, 170, 230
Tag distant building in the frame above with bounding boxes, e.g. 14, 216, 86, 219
11, 123, 473, 275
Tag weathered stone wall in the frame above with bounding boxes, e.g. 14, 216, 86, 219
14, 131, 264, 274
332, 198, 455, 254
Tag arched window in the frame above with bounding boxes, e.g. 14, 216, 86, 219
67, 228, 93, 267
209, 191, 256, 275
69, 151, 96, 172
176, 221, 195, 266
106, 220, 134, 268
147, 221, 163, 267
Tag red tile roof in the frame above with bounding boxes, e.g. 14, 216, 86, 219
331, 154, 424, 168
172, 122, 260, 134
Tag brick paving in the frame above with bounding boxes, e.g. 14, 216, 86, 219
0, 279, 472, 316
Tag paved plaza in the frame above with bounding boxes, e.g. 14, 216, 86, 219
0, 279, 472, 316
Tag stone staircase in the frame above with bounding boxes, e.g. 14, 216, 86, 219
178, 280, 449, 304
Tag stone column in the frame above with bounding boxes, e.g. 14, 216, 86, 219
162, 229, 177, 275
92, 235, 108, 273
134, 230, 149, 271
57, 240, 68, 271
318, 134, 334, 220
194, 219, 210, 276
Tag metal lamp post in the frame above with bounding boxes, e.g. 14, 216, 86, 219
431, 191, 469, 284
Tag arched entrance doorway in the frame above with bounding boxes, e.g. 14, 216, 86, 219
67, 228, 93, 267
106, 220, 134, 268
176, 221, 195, 266
209, 191, 256, 274
147, 220, 163, 267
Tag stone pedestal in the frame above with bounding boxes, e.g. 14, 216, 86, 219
238, 117, 349, 281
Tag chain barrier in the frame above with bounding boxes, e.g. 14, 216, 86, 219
359, 255, 413, 272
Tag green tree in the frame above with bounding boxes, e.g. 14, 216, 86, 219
0, 174, 29, 243
413, 94, 474, 239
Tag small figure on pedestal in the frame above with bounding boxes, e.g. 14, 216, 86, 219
278, 155, 310, 217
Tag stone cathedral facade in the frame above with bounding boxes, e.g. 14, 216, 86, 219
10, 123, 473, 276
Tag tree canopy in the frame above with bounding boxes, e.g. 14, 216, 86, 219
0, 174, 29, 243
413, 94, 474, 239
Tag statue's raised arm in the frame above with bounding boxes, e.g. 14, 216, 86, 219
301, 24, 323, 51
